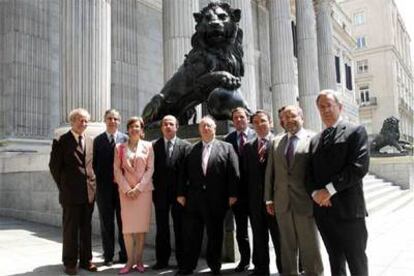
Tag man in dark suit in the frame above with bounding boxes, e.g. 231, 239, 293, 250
176, 116, 239, 275
49, 108, 97, 275
308, 90, 370, 276
93, 109, 128, 266
152, 115, 191, 270
243, 110, 282, 275
224, 107, 255, 272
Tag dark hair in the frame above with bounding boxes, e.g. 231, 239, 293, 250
251, 110, 272, 123
126, 116, 145, 139
231, 107, 248, 119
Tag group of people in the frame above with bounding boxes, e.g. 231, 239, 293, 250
49, 89, 369, 276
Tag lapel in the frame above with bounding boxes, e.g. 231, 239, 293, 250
84, 136, 93, 167
206, 140, 218, 175
157, 138, 167, 161
290, 130, 309, 168
170, 138, 180, 163
333, 121, 347, 143
253, 138, 259, 161
69, 131, 85, 166
276, 134, 289, 169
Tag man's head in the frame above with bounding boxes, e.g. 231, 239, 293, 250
280, 105, 304, 135
69, 108, 90, 135
199, 116, 216, 143
316, 90, 343, 127
231, 107, 248, 132
104, 109, 121, 134
251, 110, 272, 138
161, 115, 179, 140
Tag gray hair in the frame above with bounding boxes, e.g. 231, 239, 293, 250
199, 115, 216, 128
68, 108, 90, 123
104, 109, 121, 120
282, 105, 303, 118
316, 89, 343, 105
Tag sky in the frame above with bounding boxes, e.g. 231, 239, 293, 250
394, 0, 414, 55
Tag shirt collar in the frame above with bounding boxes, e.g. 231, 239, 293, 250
287, 127, 306, 140
106, 131, 118, 140
258, 132, 272, 142
164, 136, 177, 145
325, 116, 343, 129
237, 129, 248, 137
202, 139, 214, 147
70, 130, 84, 140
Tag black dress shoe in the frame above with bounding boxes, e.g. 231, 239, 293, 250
79, 262, 97, 272
64, 265, 77, 275
103, 260, 113, 266
234, 263, 249, 272
249, 270, 269, 275
175, 269, 193, 275
152, 262, 169, 270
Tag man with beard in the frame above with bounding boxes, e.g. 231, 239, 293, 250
265, 105, 323, 276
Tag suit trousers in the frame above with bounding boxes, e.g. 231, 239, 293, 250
62, 203, 94, 266
315, 213, 368, 276
249, 205, 283, 274
182, 194, 227, 272
96, 186, 126, 262
154, 201, 185, 268
276, 210, 323, 276
231, 200, 251, 264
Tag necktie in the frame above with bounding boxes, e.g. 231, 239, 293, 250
166, 140, 173, 158
286, 135, 295, 167
109, 134, 115, 146
258, 138, 267, 163
202, 144, 210, 176
322, 127, 335, 146
78, 136, 84, 152
239, 132, 246, 155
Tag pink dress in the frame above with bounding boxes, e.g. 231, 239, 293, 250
114, 140, 154, 233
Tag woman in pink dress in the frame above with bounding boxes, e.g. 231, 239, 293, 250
114, 116, 154, 274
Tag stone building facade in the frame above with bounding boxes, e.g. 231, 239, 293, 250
0, 0, 357, 239
340, 0, 414, 141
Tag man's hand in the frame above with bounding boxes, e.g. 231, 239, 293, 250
266, 203, 275, 216
312, 189, 332, 207
229, 197, 237, 207
177, 196, 186, 207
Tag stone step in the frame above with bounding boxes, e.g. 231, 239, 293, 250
366, 188, 412, 214
369, 191, 413, 216
364, 184, 400, 202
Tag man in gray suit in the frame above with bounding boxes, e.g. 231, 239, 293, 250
264, 105, 323, 276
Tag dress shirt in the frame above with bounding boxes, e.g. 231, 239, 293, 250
106, 131, 119, 143
71, 130, 85, 151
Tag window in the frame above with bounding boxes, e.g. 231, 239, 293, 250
345, 64, 353, 90
356, 36, 367, 48
335, 56, 341, 83
357, 60, 368, 73
354, 12, 366, 25
359, 86, 370, 103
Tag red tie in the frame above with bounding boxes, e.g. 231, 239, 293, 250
239, 133, 245, 155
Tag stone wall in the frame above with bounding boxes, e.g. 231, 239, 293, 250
370, 156, 414, 190
0, 152, 157, 246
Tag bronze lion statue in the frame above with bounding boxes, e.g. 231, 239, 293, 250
142, 2, 250, 126
370, 116, 411, 154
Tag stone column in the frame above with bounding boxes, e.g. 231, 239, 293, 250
227, 0, 257, 110
316, 0, 336, 90
163, 0, 199, 81
296, 0, 321, 132
0, 0, 60, 152
59, 0, 111, 131
268, 0, 298, 133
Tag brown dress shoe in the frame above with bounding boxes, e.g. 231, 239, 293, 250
80, 262, 97, 272
64, 265, 77, 275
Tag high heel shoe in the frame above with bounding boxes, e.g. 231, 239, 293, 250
118, 266, 132, 275
136, 263, 145, 273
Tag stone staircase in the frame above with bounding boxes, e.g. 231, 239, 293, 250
364, 173, 413, 215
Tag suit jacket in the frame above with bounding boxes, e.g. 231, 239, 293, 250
307, 121, 369, 219
114, 140, 154, 194
93, 131, 128, 193
264, 130, 314, 215
243, 134, 273, 212
178, 139, 240, 213
49, 130, 96, 205
225, 128, 256, 202
152, 137, 191, 210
